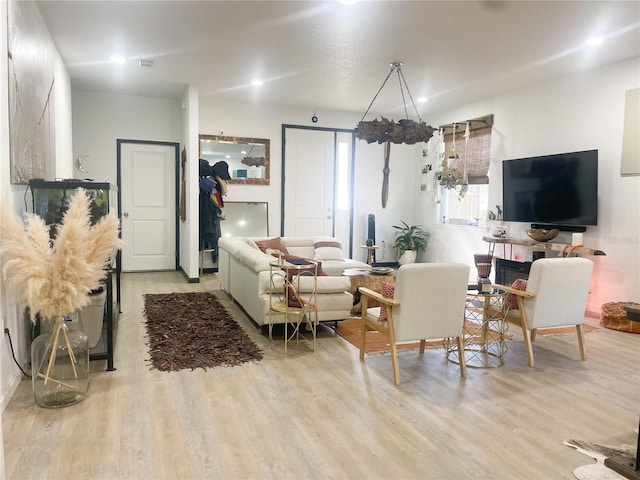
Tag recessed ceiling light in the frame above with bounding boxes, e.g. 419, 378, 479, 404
417, 97, 428, 103
110, 54, 127, 64
251, 79, 263, 87
585, 37, 604, 46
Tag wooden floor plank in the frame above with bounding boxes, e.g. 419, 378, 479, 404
2, 271, 639, 479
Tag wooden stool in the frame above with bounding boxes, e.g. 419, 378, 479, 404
600, 302, 640, 333
200, 248, 216, 275
361, 245, 379, 266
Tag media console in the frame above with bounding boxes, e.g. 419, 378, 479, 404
482, 236, 606, 258
482, 236, 606, 284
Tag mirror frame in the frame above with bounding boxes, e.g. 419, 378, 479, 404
199, 134, 270, 185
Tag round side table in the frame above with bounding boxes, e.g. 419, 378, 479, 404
446, 288, 509, 368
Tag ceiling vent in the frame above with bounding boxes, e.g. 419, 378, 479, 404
138, 58, 155, 68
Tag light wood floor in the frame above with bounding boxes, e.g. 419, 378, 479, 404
2, 271, 639, 480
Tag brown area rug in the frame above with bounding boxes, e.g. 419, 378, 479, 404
336, 317, 440, 354
536, 323, 599, 336
143, 292, 263, 371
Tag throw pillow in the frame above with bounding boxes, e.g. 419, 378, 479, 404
255, 237, 290, 256
505, 278, 528, 310
313, 240, 344, 261
284, 283, 316, 310
378, 281, 396, 322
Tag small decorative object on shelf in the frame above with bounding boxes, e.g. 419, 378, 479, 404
0, 189, 122, 408
526, 228, 560, 242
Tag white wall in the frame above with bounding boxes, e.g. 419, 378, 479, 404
72, 91, 182, 184
180, 86, 200, 279
415, 57, 640, 315
198, 98, 420, 263
1, 1, 8, 473
0, 0, 73, 463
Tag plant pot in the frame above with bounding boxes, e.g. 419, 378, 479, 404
31, 316, 89, 408
398, 250, 417, 265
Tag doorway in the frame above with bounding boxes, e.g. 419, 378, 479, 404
117, 140, 179, 272
282, 125, 355, 256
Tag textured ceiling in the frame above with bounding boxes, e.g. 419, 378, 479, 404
35, 0, 640, 117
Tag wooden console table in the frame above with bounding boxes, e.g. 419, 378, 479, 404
482, 236, 606, 258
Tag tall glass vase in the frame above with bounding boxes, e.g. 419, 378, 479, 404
31, 316, 90, 408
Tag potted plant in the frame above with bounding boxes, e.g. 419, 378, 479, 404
392, 221, 430, 265
0, 189, 122, 408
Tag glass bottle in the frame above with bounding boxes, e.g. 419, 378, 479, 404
31, 316, 90, 408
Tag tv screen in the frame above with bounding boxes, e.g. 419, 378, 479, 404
502, 149, 598, 227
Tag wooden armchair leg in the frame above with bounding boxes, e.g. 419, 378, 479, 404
522, 325, 535, 367
359, 317, 367, 360
419, 339, 426, 354
390, 342, 400, 386
456, 336, 466, 378
576, 325, 586, 360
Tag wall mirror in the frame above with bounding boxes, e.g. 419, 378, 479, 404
200, 202, 268, 274
220, 201, 269, 238
199, 134, 270, 185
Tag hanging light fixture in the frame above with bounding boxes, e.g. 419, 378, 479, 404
355, 62, 437, 145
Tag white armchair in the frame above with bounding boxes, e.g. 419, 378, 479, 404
494, 257, 593, 367
359, 263, 470, 385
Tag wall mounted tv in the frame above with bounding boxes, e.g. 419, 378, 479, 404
502, 149, 598, 229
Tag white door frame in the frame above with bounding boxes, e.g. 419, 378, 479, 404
281, 125, 356, 257
117, 139, 180, 271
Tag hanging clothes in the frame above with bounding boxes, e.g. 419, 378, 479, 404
198, 160, 232, 262
199, 177, 221, 261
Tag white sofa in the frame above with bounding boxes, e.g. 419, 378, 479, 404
217, 236, 371, 326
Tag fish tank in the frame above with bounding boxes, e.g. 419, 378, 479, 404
29, 179, 117, 238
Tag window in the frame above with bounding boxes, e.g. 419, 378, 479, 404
435, 114, 493, 226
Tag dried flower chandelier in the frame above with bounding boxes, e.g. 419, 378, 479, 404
354, 62, 436, 145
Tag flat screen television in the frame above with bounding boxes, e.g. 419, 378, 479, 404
502, 149, 598, 228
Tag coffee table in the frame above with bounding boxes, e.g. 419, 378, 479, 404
342, 268, 396, 314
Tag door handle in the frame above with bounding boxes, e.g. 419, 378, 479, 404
123, 212, 129, 218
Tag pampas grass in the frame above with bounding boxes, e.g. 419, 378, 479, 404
0, 188, 123, 320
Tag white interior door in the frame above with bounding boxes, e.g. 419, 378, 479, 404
120, 142, 176, 272
284, 128, 335, 237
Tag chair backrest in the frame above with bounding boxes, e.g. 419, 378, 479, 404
523, 257, 593, 329
392, 263, 470, 342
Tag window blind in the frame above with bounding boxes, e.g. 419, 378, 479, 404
441, 114, 493, 185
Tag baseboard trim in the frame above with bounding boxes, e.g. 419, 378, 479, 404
179, 267, 199, 283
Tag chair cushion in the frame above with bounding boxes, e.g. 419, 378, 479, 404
505, 278, 528, 310
378, 281, 395, 322
245, 238, 261, 251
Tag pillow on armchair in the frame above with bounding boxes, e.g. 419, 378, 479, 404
378, 281, 395, 322
505, 278, 528, 310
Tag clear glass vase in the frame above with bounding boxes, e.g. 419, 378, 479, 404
31, 316, 90, 408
